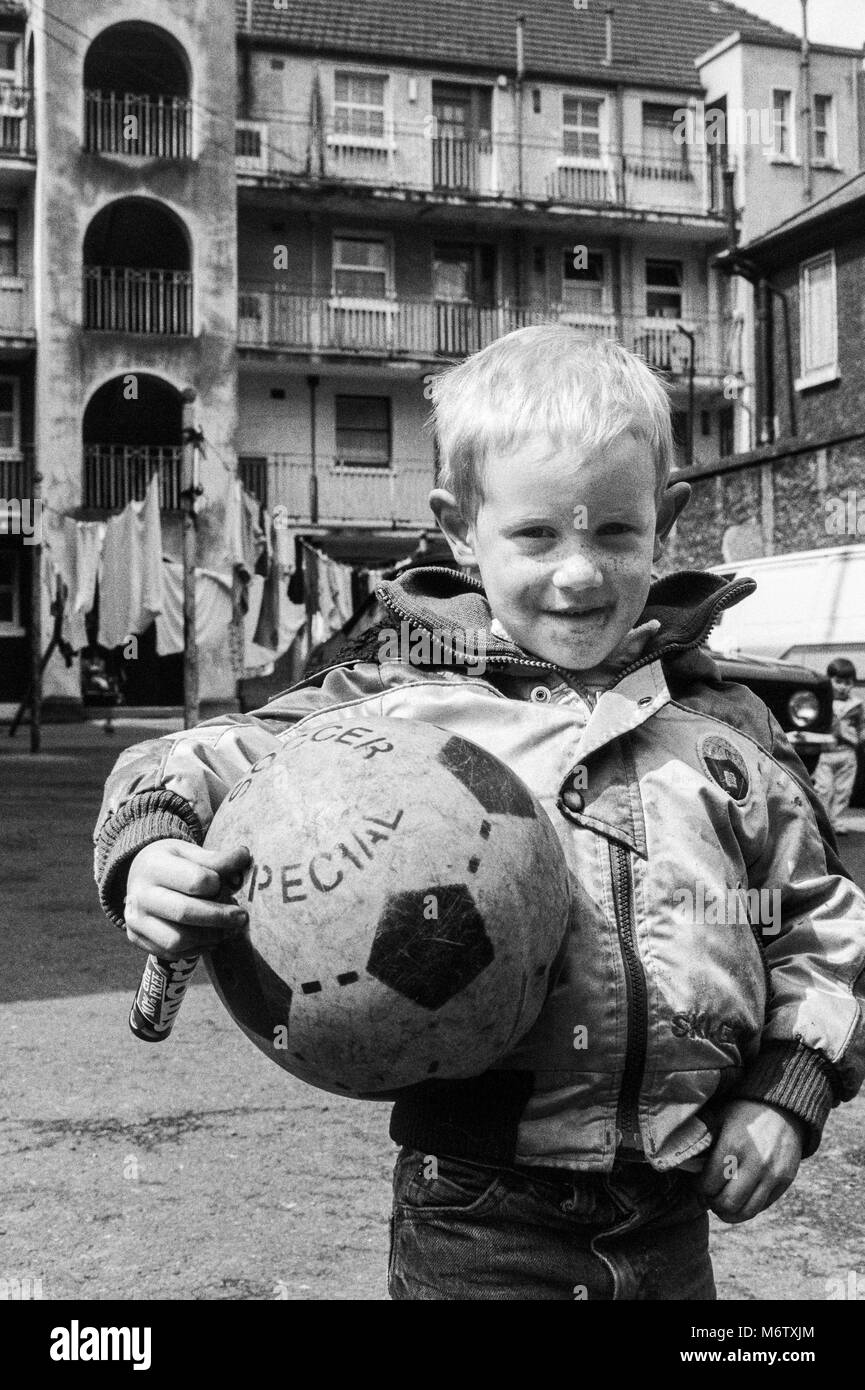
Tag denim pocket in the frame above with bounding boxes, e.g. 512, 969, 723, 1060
395, 1148, 509, 1217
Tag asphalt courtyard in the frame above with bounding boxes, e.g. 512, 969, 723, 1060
2, 719, 865, 1301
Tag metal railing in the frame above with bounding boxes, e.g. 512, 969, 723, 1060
237, 120, 726, 216
82, 445, 182, 511
0, 276, 33, 334
238, 289, 727, 375
251, 453, 434, 526
83, 266, 193, 335
84, 89, 193, 158
0, 445, 34, 500
0, 86, 34, 157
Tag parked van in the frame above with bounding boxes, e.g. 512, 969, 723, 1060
708, 545, 865, 672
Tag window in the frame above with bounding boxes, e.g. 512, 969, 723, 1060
645, 260, 683, 319
0, 210, 16, 275
0, 376, 19, 448
772, 89, 793, 157
332, 237, 390, 298
0, 37, 17, 76
0, 549, 21, 629
334, 72, 386, 138
799, 251, 837, 384
562, 249, 606, 312
335, 396, 391, 467
562, 96, 602, 159
642, 104, 686, 164
812, 94, 835, 163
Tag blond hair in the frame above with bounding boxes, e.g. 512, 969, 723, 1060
428, 325, 675, 521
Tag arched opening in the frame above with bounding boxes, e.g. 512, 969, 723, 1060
83, 198, 192, 335
83, 372, 184, 705
82, 373, 183, 511
83, 22, 192, 158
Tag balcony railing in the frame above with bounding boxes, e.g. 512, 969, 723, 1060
83, 445, 182, 512
0, 445, 34, 501
0, 275, 32, 335
84, 89, 193, 158
0, 86, 34, 157
83, 266, 193, 335
247, 454, 433, 527
238, 289, 727, 376
237, 120, 726, 217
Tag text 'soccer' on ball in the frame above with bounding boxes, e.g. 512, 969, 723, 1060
203, 715, 572, 1098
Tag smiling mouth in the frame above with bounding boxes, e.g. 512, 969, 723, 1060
548, 606, 609, 620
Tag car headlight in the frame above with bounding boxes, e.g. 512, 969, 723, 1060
788, 690, 820, 728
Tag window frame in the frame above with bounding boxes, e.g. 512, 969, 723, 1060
772, 88, 795, 160
0, 33, 18, 80
560, 247, 611, 316
330, 232, 394, 308
796, 249, 838, 390
559, 92, 606, 165
644, 257, 684, 320
330, 69, 390, 149
334, 394, 392, 469
0, 373, 20, 452
811, 93, 836, 165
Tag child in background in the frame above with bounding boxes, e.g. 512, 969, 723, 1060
814, 657, 864, 835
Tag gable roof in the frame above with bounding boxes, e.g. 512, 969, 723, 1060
236, 0, 801, 90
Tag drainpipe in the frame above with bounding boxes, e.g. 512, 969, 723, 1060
800, 0, 812, 202
722, 167, 738, 249
307, 374, 319, 524
755, 278, 775, 445
515, 15, 525, 198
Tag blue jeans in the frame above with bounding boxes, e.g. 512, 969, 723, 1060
388, 1147, 716, 1301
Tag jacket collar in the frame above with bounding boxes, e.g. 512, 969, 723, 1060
375, 565, 756, 679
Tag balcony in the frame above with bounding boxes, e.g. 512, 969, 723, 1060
83, 267, 193, 335
84, 90, 193, 158
237, 120, 725, 219
82, 444, 182, 512
237, 289, 727, 377
0, 85, 34, 159
243, 454, 433, 528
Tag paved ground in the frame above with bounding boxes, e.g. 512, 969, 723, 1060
2, 719, 865, 1301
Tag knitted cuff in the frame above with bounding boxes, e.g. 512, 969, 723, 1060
94, 791, 205, 929
730, 1041, 838, 1159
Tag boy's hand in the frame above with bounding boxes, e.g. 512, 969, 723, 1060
124, 840, 252, 959
699, 1100, 804, 1223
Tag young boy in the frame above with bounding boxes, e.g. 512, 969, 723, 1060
94, 328, 865, 1301
814, 657, 863, 836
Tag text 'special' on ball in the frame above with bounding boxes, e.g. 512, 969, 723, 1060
203, 715, 571, 1098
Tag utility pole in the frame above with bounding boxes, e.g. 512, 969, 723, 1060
307, 373, 319, 524
676, 323, 696, 468
180, 388, 202, 729
29, 460, 42, 752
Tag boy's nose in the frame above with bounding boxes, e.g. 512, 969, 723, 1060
551, 551, 604, 592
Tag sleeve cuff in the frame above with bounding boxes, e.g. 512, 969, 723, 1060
94, 791, 205, 929
730, 1040, 839, 1158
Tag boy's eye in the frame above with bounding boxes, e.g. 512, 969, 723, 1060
514, 526, 555, 539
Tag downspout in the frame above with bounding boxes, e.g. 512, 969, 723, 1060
800, 0, 812, 202
515, 15, 525, 198
755, 278, 775, 445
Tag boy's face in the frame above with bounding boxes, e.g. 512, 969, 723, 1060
457, 432, 664, 671
831, 675, 853, 699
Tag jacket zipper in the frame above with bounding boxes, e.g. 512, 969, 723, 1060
378, 578, 757, 683
610, 843, 648, 1154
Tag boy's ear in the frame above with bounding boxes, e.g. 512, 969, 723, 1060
653, 481, 691, 561
429, 488, 478, 566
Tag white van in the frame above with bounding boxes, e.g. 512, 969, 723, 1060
707, 544, 865, 674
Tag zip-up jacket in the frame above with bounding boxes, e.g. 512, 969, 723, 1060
93, 567, 865, 1173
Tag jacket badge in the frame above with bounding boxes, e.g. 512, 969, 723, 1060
698, 735, 750, 802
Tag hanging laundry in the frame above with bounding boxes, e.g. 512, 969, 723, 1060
252, 511, 305, 653
45, 516, 89, 652
98, 474, 163, 649
155, 561, 234, 656
74, 521, 104, 619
